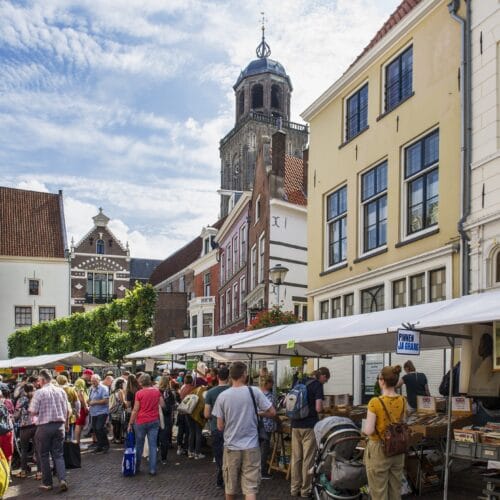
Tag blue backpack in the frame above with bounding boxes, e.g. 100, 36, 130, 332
285, 380, 313, 420
122, 432, 136, 477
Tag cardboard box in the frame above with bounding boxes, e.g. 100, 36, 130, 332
453, 429, 481, 443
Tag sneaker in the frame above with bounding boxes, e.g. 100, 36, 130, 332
188, 452, 194, 459
38, 484, 53, 491
261, 473, 272, 479
59, 480, 68, 492
176, 447, 183, 456
194, 453, 205, 460
161, 460, 167, 465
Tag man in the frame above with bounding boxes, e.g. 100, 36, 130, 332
77, 369, 93, 393
204, 366, 230, 488
88, 374, 109, 453
212, 362, 276, 500
290, 366, 330, 498
29, 369, 69, 492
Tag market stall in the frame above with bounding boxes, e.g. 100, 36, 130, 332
0, 351, 107, 369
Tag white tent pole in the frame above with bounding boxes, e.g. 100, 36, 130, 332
443, 337, 455, 500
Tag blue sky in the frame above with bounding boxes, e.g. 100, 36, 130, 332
0, 0, 400, 258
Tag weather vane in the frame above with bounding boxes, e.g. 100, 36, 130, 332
256, 11, 271, 59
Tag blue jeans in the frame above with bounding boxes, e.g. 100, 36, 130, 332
212, 429, 224, 486
134, 420, 159, 473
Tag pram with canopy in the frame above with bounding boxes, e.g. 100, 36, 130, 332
311, 416, 367, 500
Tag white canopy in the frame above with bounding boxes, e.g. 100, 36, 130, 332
217, 290, 500, 357
0, 351, 107, 369
125, 338, 189, 360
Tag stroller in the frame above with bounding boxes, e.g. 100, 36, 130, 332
311, 417, 367, 500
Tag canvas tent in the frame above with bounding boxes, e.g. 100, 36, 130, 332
0, 351, 107, 369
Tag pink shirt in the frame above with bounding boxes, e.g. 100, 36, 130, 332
135, 387, 161, 425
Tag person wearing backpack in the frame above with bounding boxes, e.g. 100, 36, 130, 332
364, 365, 407, 500
158, 376, 178, 464
109, 379, 126, 444
289, 366, 330, 498
176, 374, 194, 456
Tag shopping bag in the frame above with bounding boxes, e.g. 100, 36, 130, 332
63, 441, 81, 469
0, 448, 9, 498
122, 431, 136, 477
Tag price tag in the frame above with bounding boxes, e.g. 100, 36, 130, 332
417, 396, 436, 413
72, 365, 82, 373
287, 340, 295, 349
290, 356, 303, 367
451, 396, 471, 413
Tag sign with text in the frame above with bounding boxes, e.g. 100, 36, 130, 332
396, 329, 420, 355
451, 396, 472, 414
417, 395, 436, 413
290, 356, 303, 367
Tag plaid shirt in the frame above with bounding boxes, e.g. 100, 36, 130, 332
29, 383, 68, 425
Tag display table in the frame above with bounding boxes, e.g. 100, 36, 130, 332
268, 419, 291, 478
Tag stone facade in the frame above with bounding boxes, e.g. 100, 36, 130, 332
70, 209, 130, 313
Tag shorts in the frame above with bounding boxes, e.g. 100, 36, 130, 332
223, 447, 261, 495
0, 432, 14, 461
75, 407, 88, 426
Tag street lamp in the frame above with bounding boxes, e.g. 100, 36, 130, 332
269, 264, 289, 308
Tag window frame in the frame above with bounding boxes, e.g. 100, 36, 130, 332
96, 239, 105, 255
383, 44, 413, 113
203, 272, 211, 297
15, 306, 32, 328
258, 233, 265, 284
325, 185, 348, 269
239, 276, 246, 318
429, 267, 446, 302
226, 289, 232, 325
233, 282, 239, 320
255, 195, 261, 224
202, 312, 213, 336
240, 224, 247, 264
344, 82, 369, 142
29, 279, 39, 296
250, 244, 257, 290
360, 160, 388, 255
360, 285, 385, 313
39, 306, 56, 322
320, 300, 329, 320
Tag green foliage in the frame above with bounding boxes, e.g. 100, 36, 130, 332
247, 306, 301, 330
8, 283, 157, 364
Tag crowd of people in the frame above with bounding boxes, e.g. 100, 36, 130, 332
0, 359, 425, 499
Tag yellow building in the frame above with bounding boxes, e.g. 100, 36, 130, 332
301, 0, 464, 402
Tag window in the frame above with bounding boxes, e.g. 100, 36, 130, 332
203, 237, 210, 255
227, 243, 232, 278
226, 290, 231, 324
179, 275, 185, 293
343, 294, 354, 316
87, 272, 113, 298
191, 314, 198, 338
429, 268, 446, 302
221, 250, 226, 285
320, 300, 329, 320
405, 130, 439, 234
15, 306, 32, 327
39, 306, 55, 322
294, 303, 308, 321
362, 161, 387, 252
29, 279, 39, 295
240, 277, 246, 317
302, 305, 308, 321
240, 225, 247, 264
361, 285, 384, 313
166, 283, 172, 293
251, 245, 257, 290
385, 45, 413, 111
346, 83, 368, 141
220, 297, 225, 328
410, 273, 425, 305
392, 279, 407, 309
233, 235, 239, 271
496, 253, 500, 283
255, 196, 261, 222
251, 84, 263, 109
238, 91, 245, 117
233, 283, 239, 319
96, 239, 105, 254
271, 84, 281, 109
327, 186, 347, 267
203, 313, 213, 336
258, 234, 265, 284
203, 273, 211, 296
331, 297, 342, 318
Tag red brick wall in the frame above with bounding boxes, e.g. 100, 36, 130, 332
153, 292, 188, 343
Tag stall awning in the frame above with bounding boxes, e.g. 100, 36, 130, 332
125, 339, 190, 360
0, 351, 107, 369
218, 290, 500, 357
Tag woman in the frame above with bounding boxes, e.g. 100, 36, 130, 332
158, 376, 177, 464
259, 375, 276, 479
110, 379, 126, 443
186, 384, 207, 460
396, 360, 430, 411
74, 378, 89, 445
176, 374, 194, 456
56, 375, 80, 440
14, 383, 38, 478
0, 388, 14, 468
128, 374, 165, 476
125, 374, 140, 427
364, 365, 407, 500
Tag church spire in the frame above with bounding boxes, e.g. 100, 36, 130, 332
256, 12, 271, 59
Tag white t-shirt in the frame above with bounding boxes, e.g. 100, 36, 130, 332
212, 385, 272, 451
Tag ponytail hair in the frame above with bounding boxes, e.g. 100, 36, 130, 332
379, 365, 402, 388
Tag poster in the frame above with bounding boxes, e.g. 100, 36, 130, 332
364, 354, 384, 396
468, 329, 500, 397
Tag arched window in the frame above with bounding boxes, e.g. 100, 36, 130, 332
496, 252, 500, 283
238, 91, 245, 116
271, 84, 281, 109
96, 239, 105, 254
251, 84, 263, 109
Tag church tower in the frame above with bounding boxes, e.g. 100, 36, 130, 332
219, 19, 308, 216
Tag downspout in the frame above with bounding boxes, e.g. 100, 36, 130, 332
448, 0, 472, 296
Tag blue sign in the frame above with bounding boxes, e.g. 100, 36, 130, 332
396, 329, 420, 355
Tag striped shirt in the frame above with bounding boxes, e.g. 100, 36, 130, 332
29, 383, 68, 425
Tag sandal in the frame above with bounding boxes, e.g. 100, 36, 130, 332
14, 470, 27, 478
35, 472, 42, 480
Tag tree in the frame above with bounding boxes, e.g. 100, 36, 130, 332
8, 282, 157, 363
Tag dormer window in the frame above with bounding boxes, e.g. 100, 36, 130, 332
96, 239, 105, 254
204, 238, 210, 255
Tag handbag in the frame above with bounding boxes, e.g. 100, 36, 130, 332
63, 441, 81, 469
330, 455, 367, 490
248, 386, 269, 442
122, 431, 136, 477
376, 396, 409, 457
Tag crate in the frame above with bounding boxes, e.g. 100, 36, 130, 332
476, 443, 500, 461
454, 429, 481, 443
450, 440, 477, 458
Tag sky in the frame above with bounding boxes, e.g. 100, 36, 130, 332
0, 0, 401, 259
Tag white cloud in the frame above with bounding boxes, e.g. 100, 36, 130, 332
15, 178, 49, 193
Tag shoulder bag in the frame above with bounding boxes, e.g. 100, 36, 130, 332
376, 396, 409, 457
248, 386, 269, 442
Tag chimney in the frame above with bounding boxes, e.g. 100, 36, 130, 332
302, 147, 309, 196
271, 130, 286, 177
